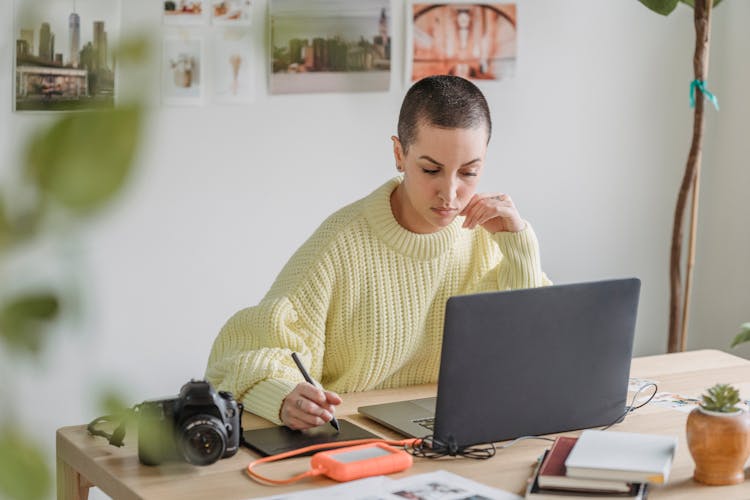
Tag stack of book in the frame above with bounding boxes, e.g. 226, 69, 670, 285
525, 430, 678, 499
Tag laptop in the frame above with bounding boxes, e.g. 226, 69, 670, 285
358, 278, 641, 449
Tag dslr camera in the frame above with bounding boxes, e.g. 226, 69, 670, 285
137, 379, 242, 466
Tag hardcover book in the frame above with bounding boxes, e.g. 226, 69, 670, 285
526, 450, 648, 500
564, 430, 677, 484
538, 437, 630, 493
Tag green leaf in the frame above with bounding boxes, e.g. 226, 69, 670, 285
0, 426, 51, 500
24, 105, 142, 214
638, 0, 680, 15
0, 293, 59, 354
680, 0, 724, 8
731, 322, 750, 348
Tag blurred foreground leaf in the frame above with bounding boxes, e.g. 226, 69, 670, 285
0, 196, 10, 249
24, 105, 142, 213
113, 37, 152, 64
0, 293, 59, 354
99, 388, 132, 417
0, 426, 51, 500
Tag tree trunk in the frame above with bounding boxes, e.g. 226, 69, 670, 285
668, 0, 713, 353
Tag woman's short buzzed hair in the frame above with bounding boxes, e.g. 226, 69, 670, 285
397, 75, 492, 153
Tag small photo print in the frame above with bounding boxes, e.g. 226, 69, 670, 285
211, 0, 252, 25
162, 36, 205, 105
163, 0, 208, 25
393, 482, 470, 499
269, 0, 391, 94
651, 392, 701, 413
13, 0, 120, 111
409, 2, 517, 82
213, 28, 253, 103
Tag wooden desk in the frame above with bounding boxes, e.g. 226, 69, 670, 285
57, 350, 750, 499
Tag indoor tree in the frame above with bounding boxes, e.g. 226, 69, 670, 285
637, 0, 722, 352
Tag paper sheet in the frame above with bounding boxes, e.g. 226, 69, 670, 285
250, 470, 521, 500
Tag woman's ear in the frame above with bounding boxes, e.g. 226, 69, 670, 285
391, 135, 404, 171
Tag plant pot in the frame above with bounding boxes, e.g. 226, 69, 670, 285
686, 407, 750, 485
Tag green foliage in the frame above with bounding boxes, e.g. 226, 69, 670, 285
0, 426, 51, 500
639, 0, 680, 15
25, 105, 142, 214
0, 32, 149, 500
731, 323, 750, 348
700, 383, 741, 412
98, 388, 132, 418
638, 0, 723, 15
0, 293, 59, 355
113, 37, 152, 64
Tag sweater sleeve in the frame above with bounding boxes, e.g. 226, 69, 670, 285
205, 295, 326, 424
473, 222, 552, 292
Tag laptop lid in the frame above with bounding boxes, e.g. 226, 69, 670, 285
433, 278, 640, 448
358, 278, 640, 447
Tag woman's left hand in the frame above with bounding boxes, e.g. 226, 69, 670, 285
460, 193, 526, 233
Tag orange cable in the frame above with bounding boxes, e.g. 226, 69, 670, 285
246, 437, 420, 485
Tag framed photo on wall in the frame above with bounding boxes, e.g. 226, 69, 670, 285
162, 35, 206, 105
13, 0, 121, 111
407, 1, 517, 83
269, 0, 391, 94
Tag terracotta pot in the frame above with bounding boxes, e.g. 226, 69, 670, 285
686, 407, 750, 485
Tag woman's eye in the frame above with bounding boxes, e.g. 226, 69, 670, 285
421, 168, 439, 175
462, 171, 478, 177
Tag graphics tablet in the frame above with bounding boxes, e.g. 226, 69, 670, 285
243, 419, 381, 457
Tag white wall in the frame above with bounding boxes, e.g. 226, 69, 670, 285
1, 0, 744, 498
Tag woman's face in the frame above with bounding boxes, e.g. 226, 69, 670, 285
391, 123, 488, 234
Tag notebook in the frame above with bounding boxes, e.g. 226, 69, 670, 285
564, 429, 677, 484
358, 278, 641, 449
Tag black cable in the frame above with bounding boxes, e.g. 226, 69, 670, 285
405, 383, 658, 459
600, 382, 658, 431
406, 435, 496, 459
86, 405, 139, 447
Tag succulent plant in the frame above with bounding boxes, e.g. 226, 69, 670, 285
700, 383, 742, 413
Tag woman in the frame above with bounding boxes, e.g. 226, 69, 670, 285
206, 75, 551, 430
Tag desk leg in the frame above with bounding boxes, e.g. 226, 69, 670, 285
56, 456, 91, 500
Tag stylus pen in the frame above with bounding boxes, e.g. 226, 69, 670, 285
291, 352, 340, 432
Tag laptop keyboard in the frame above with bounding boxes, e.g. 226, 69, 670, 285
412, 417, 435, 431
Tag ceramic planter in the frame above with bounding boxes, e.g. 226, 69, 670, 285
686, 406, 750, 485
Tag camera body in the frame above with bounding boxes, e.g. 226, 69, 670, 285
137, 380, 242, 466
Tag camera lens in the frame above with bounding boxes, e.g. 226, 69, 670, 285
177, 415, 227, 466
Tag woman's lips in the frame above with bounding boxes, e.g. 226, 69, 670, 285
432, 207, 458, 217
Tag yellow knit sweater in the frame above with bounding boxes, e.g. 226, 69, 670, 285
206, 177, 551, 423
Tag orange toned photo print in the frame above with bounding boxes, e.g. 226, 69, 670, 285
411, 3, 516, 82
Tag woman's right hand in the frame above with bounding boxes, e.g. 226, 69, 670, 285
280, 382, 342, 430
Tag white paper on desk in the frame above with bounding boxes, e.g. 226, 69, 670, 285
249, 475, 397, 500
385, 470, 522, 500
249, 470, 521, 500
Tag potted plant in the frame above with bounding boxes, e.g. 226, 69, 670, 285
686, 383, 750, 485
